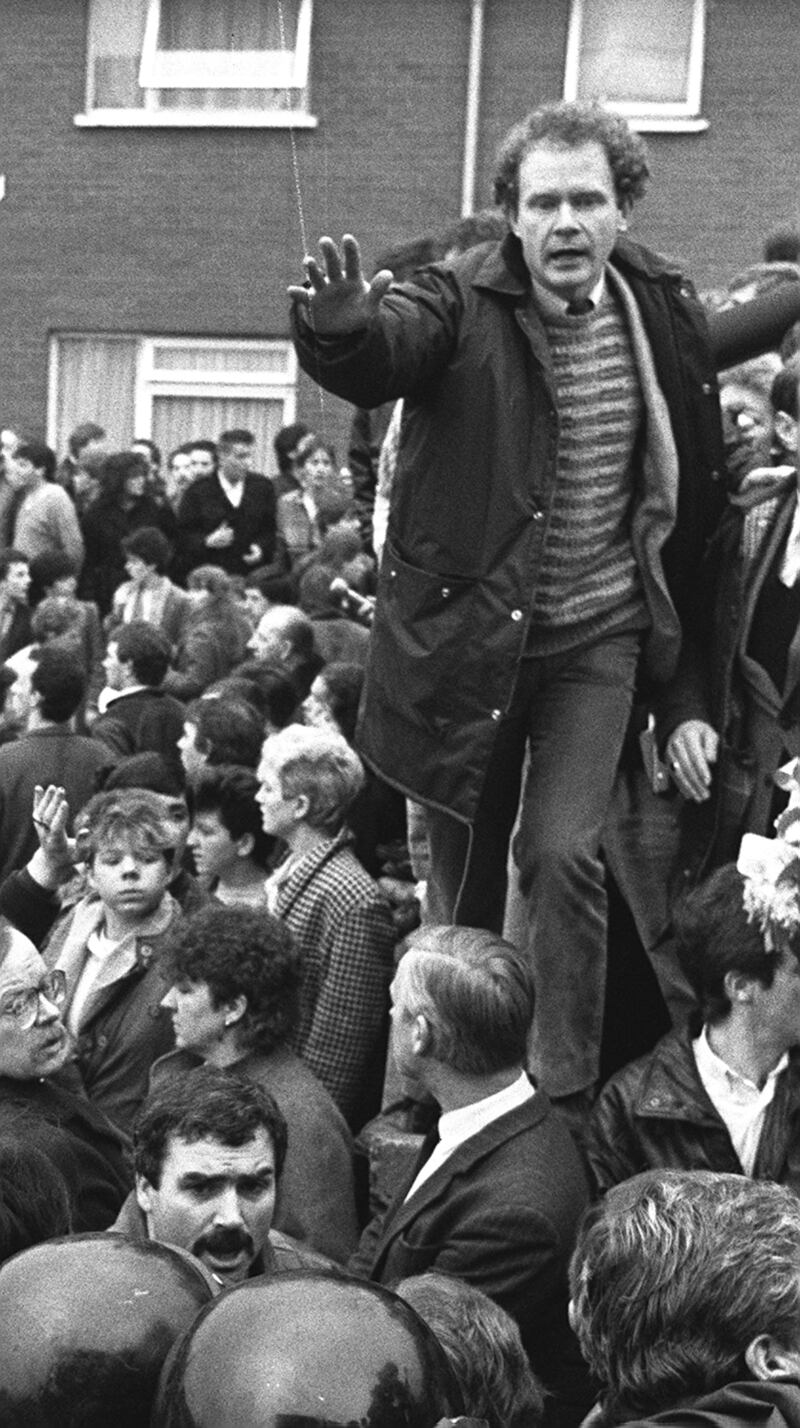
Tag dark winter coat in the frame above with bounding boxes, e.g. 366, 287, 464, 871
293, 233, 725, 821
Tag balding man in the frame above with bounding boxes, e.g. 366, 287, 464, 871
247, 604, 323, 700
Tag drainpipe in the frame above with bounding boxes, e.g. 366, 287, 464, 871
460, 0, 485, 216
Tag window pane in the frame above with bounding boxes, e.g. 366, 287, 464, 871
152, 395, 287, 476
151, 343, 291, 375
576, 0, 696, 105
53, 337, 138, 454
160, 0, 291, 50
89, 0, 148, 109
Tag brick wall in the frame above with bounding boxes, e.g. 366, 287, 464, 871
1, 0, 799, 455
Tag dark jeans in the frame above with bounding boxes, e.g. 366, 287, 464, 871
426, 631, 640, 1096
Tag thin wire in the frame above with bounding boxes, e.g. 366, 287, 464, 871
276, 0, 326, 432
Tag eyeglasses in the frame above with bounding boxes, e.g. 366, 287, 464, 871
0, 970, 67, 1030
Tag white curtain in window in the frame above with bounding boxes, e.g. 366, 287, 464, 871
576, 0, 696, 105
151, 395, 287, 477
53, 337, 138, 456
89, 0, 149, 108
157, 0, 300, 110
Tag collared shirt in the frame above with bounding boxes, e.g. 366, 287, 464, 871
692, 1025, 788, 1175
217, 471, 245, 508
403, 1069, 535, 1202
530, 272, 606, 321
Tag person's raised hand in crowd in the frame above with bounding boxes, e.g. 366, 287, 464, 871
29, 784, 76, 889
288, 235, 394, 336
666, 719, 720, 802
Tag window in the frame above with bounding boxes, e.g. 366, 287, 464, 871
564, 0, 707, 132
77, 0, 315, 128
48, 336, 297, 475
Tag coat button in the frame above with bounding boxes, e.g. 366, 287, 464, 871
511, 609, 523, 621
490, 708, 502, 721
441, 586, 451, 598
531, 508, 544, 522
701, 381, 714, 395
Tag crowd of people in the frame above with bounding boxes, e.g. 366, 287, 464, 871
4, 96, 800, 1425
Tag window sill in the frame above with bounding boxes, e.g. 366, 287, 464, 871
628, 116, 709, 133
74, 109, 318, 129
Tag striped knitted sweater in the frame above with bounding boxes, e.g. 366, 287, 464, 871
527, 283, 648, 655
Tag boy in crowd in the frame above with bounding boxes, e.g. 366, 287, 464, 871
188, 764, 273, 907
42, 788, 181, 1135
257, 724, 395, 1130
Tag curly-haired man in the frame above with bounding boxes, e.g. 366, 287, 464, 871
289, 100, 726, 1114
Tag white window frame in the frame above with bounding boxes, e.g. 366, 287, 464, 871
47, 334, 297, 449
134, 337, 297, 433
76, 0, 316, 129
563, 0, 708, 133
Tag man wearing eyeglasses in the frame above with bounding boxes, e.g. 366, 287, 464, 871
0, 918, 130, 1230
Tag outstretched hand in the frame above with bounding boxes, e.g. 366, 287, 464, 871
288, 234, 394, 335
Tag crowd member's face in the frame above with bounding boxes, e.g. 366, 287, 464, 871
79, 436, 108, 467
5, 453, 38, 491
161, 976, 240, 1058
187, 809, 243, 884
136, 1130, 277, 1285
302, 675, 337, 733
241, 587, 269, 629
299, 446, 335, 495
5, 661, 35, 730
189, 448, 216, 480
102, 640, 129, 692
124, 468, 147, 501
125, 554, 151, 586
49, 574, 77, 598
219, 442, 253, 484
88, 836, 171, 926
3, 562, 31, 604
510, 139, 620, 304
255, 751, 300, 840
0, 932, 71, 1079
150, 793, 191, 867
388, 956, 425, 1097
167, 452, 194, 506
178, 721, 207, 783
720, 382, 774, 488
752, 943, 800, 1051
247, 611, 287, 664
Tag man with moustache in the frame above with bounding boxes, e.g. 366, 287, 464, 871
114, 1067, 330, 1285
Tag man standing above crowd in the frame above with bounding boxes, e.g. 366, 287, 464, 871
176, 428, 278, 581
290, 100, 725, 1112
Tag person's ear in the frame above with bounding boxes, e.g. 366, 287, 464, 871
135, 1175, 155, 1217
412, 1013, 432, 1056
291, 792, 311, 823
235, 832, 255, 860
723, 968, 757, 1005
774, 410, 798, 456
223, 995, 247, 1029
746, 1334, 800, 1381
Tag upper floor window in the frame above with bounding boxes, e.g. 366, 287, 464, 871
564, 0, 707, 132
77, 0, 315, 128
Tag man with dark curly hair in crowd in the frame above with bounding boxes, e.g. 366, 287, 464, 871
290, 99, 726, 1118
152, 902, 358, 1262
